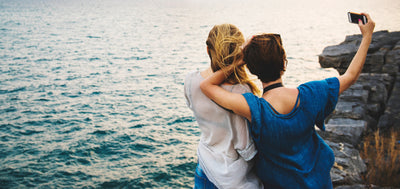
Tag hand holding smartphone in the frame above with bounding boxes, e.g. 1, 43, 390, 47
348, 12, 368, 24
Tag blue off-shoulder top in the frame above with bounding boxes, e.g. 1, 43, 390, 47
242, 77, 340, 189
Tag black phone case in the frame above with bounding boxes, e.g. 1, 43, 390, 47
348, 12, 367, 24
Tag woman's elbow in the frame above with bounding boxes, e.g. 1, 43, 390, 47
200, 81, 211, 96
199, 81, 207, 92
338, 74, 358, 94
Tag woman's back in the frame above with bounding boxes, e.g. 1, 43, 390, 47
184, 70, 262, 189
243, 78, 340, 188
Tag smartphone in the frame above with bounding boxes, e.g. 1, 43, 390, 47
348, 12, 367, 24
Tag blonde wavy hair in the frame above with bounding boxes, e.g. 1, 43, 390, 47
206, 24, 260, 95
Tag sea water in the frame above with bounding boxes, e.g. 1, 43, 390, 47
1, 0, 399, 188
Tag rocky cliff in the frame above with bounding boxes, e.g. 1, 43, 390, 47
318, 30, 400, 188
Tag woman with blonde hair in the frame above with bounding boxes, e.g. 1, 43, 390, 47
184, 24, 262, 188
200, 14, 375, 188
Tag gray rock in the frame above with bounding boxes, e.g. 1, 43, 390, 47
335, 185, 399, 189
325, 118, 367, 145
321, 43, 358, 57
319, 54, 354, 72
364, 50, 387, 73
382, 63, 399, 76
368, 31, 400, 52
368, 83, 387, 104
384, 47, 400, 76
385, 49, 400, 65
377, 72, 400, 131
319, 133, 367, 185
333, 101, 365, 120
319, 31, 400, 75
357, 73, 393, 119
366, 103, 382, 118
338, 84, 368, 103
335, 184, 366, 189
358, 73, 393, 92
394, 40, 400, 50
318, 31, 400, 188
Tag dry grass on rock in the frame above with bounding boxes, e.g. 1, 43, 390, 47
360, 129, 400, 187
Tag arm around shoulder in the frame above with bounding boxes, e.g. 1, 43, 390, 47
200, 65, 252, 121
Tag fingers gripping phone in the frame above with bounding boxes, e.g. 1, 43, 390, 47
348, 12, 368, 24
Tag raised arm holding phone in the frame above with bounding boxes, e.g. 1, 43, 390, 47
200, 13, 375, 188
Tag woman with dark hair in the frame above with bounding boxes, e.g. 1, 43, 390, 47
184, 24, 262, 188
200, 14, 375, 188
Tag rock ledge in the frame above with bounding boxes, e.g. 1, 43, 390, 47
318, 30, 400, 188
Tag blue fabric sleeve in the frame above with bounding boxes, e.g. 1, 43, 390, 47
315, 77, 340, 130
242, 93, 262, 142
243, 93, 258, 123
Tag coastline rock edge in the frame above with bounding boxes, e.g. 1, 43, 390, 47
318, 30, 400, 188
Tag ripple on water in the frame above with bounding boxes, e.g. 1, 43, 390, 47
167, 116, 195, 126
92, 142, 123, 157
90, 129, 116, 136
40, 148, 74, 162
0, 87, 26, 94
61, 91, 82, 98
18, 129, 44, 136
129, 123, 147, 129
100, 178, 153, 189
0, 106, 18, 113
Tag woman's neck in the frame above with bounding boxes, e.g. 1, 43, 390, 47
262, 78, 283, 89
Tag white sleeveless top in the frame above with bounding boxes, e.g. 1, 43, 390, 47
184, 70, 263, 189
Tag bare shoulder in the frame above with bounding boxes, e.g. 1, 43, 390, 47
267, 87, 298, 98
264, 87, 299, 114
281, 88, 299, 104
